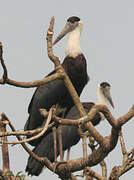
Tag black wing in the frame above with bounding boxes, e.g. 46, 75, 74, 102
28, 70, 56, 114
25, 79, 70, 130
25, 102, 102, 176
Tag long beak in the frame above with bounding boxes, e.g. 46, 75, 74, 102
104, 88, 115, 109
52, 24, 72, 46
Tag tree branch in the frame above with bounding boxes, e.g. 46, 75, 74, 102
0, 108, 54, 145
0, 115, 10, 172
0, 42, 8, 84
84, 167, 107, 180
6, 115, 54, 172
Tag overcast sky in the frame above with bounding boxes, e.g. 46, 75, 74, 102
0, 0, 134, 179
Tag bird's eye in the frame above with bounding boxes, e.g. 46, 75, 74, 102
68, 22, 78, 31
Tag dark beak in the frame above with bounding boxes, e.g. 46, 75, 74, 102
104, 87, 114, 109
52, 23, 72, 46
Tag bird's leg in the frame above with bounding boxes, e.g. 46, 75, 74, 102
53, 127, 66, 173
53, 127, 57, 163
57, 126, 63, 161
66, 147, 71, 161
55, 104, 66, 162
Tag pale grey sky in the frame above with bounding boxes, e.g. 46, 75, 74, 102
0, 0, 134, 179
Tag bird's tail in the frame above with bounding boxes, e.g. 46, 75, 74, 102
26, 133, 55, 176
26, 125, 80, 176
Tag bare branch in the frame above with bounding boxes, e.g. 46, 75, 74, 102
84, 167, 107, 180
0, 122, 55, 137
117, 105, 134, 128
82, 135, 88, 158
0, 108, 54, 145
0, 101, 134, 177
0, 42, 8, 84
109, 166, 119, 180
6, 115, 54, 172
0, 71, 63, 88
92, 105, 117, 128
0, 115, 10, 172
118, 162, 134, 177
47, 16, 60, 67
100, 160, 107, 178
119, 131, 128, 164
88, 136, 107, 178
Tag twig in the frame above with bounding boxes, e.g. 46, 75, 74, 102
109, 166, 119, 180
54, 126, 120, 174
1, 103, 134, 178
0, 105, 116, 138
88, 136, 107, 178
118, 162, 134, 177
94, 105, 117, 128
82, 135, 87, 159
0, 115, 10, 172
0, 122, 55, 137
47, 17, 60, 67
119, 131, 128, 164
0, 42, 8, 84
0, 36, 64, 88
84, 167, 107, 180
100, 160, 107, 178
0, 35, 65, 88
0, 108, 53, 144
128, 147, 134, 156
0, 105, 116, 140
0, 71, 63, 88
1, 103, 134, 175
117, 105, 134, 128
3, 114, 54, 172
110, 131, 134, 178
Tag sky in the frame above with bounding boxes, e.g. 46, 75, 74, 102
0, 0, 134, 179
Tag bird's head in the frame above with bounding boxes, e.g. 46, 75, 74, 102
53, 16, 82, 46
97, 82, 114, 109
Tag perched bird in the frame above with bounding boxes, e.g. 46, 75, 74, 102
24, 16, 89, 146
26, 82, 114, 176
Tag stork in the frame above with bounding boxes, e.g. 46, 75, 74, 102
25, 82, 114, 176
24, 16, 89, 146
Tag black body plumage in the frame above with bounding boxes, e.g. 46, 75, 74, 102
25, 102, 102, 176
24, 54, 89, 146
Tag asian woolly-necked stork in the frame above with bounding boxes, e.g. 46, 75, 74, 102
26, 82, 114, 176
24, 16, 89, 146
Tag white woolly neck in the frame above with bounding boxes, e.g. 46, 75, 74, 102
65, 22, 82, 58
